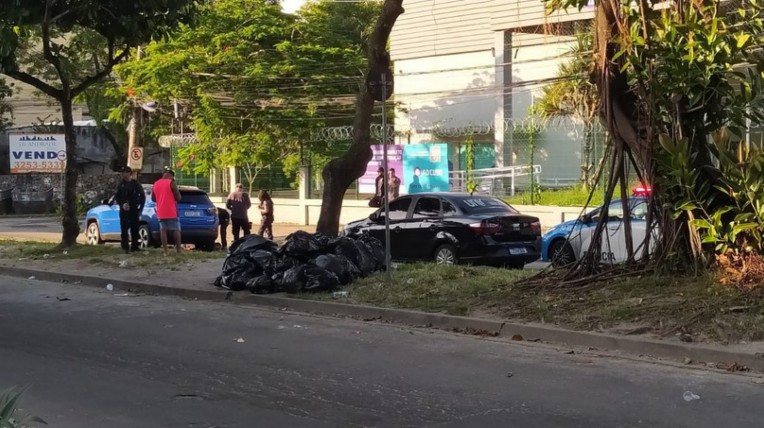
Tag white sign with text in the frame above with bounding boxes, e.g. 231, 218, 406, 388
9, 134, 67, 173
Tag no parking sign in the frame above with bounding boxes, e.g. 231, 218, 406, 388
128, 147, 144, 170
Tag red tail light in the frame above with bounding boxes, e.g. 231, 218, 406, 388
470, 221, 502, 235
530, 221, 541, 234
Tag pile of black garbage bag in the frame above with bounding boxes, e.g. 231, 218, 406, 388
214, 231, 386, 294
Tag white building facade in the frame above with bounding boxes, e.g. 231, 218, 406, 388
390, 0, 598, 187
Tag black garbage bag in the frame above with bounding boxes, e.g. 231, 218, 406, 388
282, 265, 307, 294
354, 240, 377, 276
218, 253, 263, 291
336, 255, 361, 281
304, 264, 340, 292
280, 231, 322, 259
359, 234, 385, 269
271, 272, 286, 292
246, 275, 275, 294
272, 254, 299, 273
251, 249, 275, 270
229, 234, 277, 255
313, 233, 332, 250
313, 254, 354, 285
330, 236, 363, 268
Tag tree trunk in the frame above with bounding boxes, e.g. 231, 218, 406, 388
315, 0, 405, 236
60, 96, 80, 247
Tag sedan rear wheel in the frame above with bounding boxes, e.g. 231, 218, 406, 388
434, 244, 457, 265
86, 221, 104, 245
550, 239, 575, 268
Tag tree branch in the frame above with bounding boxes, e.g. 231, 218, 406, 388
2, 69, 62, 99
72, 49, 130, 97
42, 0, 68, 91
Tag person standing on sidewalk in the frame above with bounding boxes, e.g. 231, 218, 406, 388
114, 166, 145, 253
258, 190, 274, 240
387, 168, 401, 201
226, 183, 251, 241
217, 207, 230, 250
152, 168, 182, 255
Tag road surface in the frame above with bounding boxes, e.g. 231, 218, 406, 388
1, 275, 762, 427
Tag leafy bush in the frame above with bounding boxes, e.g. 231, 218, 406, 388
661, 133, 764, 257
0, 387, 46, 428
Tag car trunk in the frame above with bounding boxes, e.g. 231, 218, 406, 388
178, 191, 216, 228
486, 215, 540, 242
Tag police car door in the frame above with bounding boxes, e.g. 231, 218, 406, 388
577, 200, 622, 264
603, 200, 627, 263
628, 199, 649, 260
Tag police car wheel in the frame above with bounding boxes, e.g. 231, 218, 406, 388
138, 225, 152, 249
550, 240, 575, 268
86, 221, 104, 245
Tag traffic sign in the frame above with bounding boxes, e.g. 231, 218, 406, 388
128, 147, 144, 170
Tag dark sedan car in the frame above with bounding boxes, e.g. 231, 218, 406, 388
342, 193, 541, 268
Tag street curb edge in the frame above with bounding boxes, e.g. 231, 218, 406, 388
4, 266, 764, 371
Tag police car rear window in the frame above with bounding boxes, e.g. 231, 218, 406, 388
455, 197, 517, 213
180, 191, 212, 205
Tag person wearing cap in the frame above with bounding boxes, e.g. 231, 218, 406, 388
113, 166, 146, 253
152, 168, 182, 254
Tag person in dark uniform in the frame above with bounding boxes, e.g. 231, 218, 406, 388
217, 207, 230, 250
114, 166, 146, 253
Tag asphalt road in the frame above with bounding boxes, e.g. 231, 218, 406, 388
2, 276, 763, 428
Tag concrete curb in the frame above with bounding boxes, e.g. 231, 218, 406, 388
4, 266, 764, 371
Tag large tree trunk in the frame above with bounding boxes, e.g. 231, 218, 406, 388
315, 0, 405, 236
60, 96, 80, 247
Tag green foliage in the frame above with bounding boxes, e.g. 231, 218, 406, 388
0, 77, 11, 131
114, 0, 377, 183
506, 185, 605, 207
545, 0, 764, 266
0, 387, 46, 428
690, 140, 764, 255
514, 122, 542, 204
531, 25, 600, 188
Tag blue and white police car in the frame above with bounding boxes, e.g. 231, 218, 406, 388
541, 188, 657, 267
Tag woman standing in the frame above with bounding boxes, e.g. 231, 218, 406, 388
226, 183, 251, 241
258, 190, 274, 240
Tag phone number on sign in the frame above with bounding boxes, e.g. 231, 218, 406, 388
11, 162, 65, 172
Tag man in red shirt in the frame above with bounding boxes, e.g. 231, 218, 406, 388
152, 168, 182, 254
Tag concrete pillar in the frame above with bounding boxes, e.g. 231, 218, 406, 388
298, 165, 310, 225
493, 30, 508, 169
209, 168, 218, 194
228, 166, 237, 193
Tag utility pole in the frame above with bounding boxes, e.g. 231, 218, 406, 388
126, 46, 143, 164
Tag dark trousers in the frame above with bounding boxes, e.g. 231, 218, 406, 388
119, 210, 141, 251
231, 217, 250, 241
220, 222, 229, 248
259, 215, 274, 240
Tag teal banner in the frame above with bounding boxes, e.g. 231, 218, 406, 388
402, 143, 449, 194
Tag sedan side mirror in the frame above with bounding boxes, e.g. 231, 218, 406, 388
102, 199, 110, 206
369, 212, 379, 222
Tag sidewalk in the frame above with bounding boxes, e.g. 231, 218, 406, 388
0, 216, 313, 245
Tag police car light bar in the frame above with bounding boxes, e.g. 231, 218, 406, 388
632, 186, 652, 196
